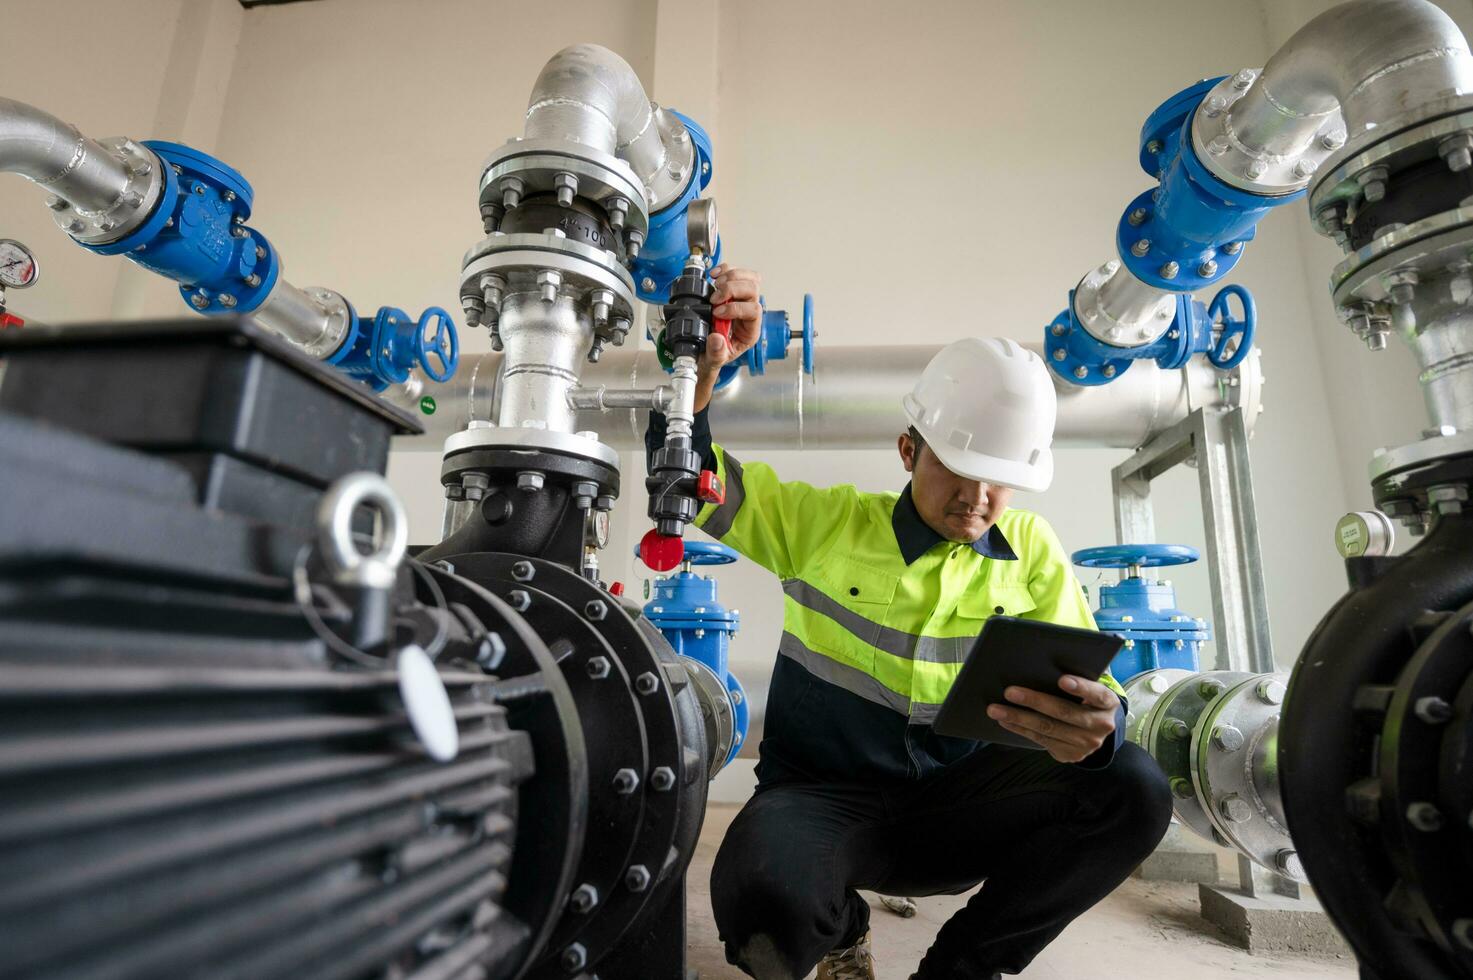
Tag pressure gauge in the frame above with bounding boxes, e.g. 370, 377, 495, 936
593, 510, 611, 549
0, 240, 38, 289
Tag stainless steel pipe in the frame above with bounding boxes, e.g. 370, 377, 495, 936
390, 341, 1262, 452
523, 44, 694, 211
0, 97, 132, 212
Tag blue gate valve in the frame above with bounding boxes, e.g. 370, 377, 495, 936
638, 539, 749, 771
328, 304, 460, 392
1205, 284, 1256, 370
1072, 544, 1211, 683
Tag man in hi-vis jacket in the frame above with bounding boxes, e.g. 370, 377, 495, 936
647, 267, 1172, 980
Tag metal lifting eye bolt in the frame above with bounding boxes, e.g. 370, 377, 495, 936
316, 472, 409, 591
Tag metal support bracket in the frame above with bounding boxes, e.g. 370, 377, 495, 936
1111, 407, 1274, 674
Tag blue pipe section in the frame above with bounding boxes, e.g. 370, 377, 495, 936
1046, 77, 1289, 386
1073, 544, 1211, 682
640, 540, 749, 770
632, 110, 720, 303
74, 140, 458, 392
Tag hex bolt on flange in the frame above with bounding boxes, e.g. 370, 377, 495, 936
625, 864, 651, 892
635, 671, 659, 695
1414, 695, 1453, 724
612, 768, 639, 795
511, 561, 535, 582
585, 600, 608, 621
1212, 725, 1245, 752
517, 471, 545, 492
568, 883, 599, 913
1220, 795, 1253, 823
1163, 718, 1191, 741
1275, 849, 1304, 878
650, 766, 676, 792
585, 656, 611, 679
560, 943, 587, 973
1256, 679, 1286, 705
1170, 777, 1195, 800
1406, 801, 1444, 832
507, 589, 531, 612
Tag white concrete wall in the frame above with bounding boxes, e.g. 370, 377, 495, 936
3, 0, 1459, 797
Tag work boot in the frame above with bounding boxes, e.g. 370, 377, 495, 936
816, 930, 877, 980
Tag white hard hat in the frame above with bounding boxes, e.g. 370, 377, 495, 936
901, 337, 1057, 492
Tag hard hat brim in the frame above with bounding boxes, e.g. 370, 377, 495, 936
924, 439, 1054, 494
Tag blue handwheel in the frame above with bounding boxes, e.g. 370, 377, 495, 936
1205, 284, 1256, 370
801, 293, 815, 376
1072, 544, 1200, 568
416, 306, 459, 382
633, 539, 738, 566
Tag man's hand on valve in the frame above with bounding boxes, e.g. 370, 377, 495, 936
694, 265, 765, 413
986, 675, 1121, 764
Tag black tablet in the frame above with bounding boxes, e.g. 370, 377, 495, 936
931, 616, 1124, 749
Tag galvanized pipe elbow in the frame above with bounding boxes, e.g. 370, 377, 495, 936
1199, 0, 1473, 193
0, 97, 133, 211
523, 44, 694, 209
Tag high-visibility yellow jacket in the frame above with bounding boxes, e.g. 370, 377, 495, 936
691, 434, 1127, 784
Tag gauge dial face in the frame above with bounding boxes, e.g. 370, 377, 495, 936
593, 510, 611, 549
0, 240, 38, 289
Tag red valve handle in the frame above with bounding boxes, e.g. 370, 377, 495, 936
0, 313, 24, 330
639, 528, 685, 572
712, 317, 731, 340
609, 581, 625, 597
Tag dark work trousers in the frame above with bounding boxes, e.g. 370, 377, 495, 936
709, 742, 1173, 979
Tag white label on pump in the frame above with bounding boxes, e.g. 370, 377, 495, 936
397, 643, 459, 763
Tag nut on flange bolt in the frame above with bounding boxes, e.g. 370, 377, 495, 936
553, 172, 579, 207
1212, 724, 1245, 751
568, 883, 599, 913
1220, 794, 1253, 823
1159, 261, 1179, 280
1128, 208, 1149, 227
1357, 165, 1389, 203
500, 176, 524, 210
635, 671, 659, 695
1440, 133, 1473, 173
625, 864, 651, 892
606, 196, 629, 231
612, 768, 640, 794
1256, 678, 1286, 705
650, 766, 676, 792
1163, 718, 1191, 742
536, 270, 562, 304
1406, 801, 1444, 832
1275, 849, 1304, 878
1169, 777, 1195, 800
586, 656, 611, 679
1414, 695, 1453, 724
1131, 239, 1151, 258
560, 943, 588, 973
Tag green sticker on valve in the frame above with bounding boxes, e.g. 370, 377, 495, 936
419, 396, 437, 415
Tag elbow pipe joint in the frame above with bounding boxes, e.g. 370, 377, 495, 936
631, 110, 718, 303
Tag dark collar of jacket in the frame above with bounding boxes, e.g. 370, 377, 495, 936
892, 483, 1018, 566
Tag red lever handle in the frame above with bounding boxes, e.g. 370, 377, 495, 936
639, 529, 685, 572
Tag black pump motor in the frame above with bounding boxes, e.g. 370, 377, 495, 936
0, 320, 710, 980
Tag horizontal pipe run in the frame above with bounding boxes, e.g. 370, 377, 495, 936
389, 341, 1262, 453
567, 385, 673, 413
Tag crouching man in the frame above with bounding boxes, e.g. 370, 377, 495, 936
647, 266, 1172, 980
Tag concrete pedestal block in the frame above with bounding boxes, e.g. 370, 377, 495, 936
1134, 822, 1221, 884
1198, 883, 1352, 957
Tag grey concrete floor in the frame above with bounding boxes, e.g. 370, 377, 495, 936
686, 803, 1357, 980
